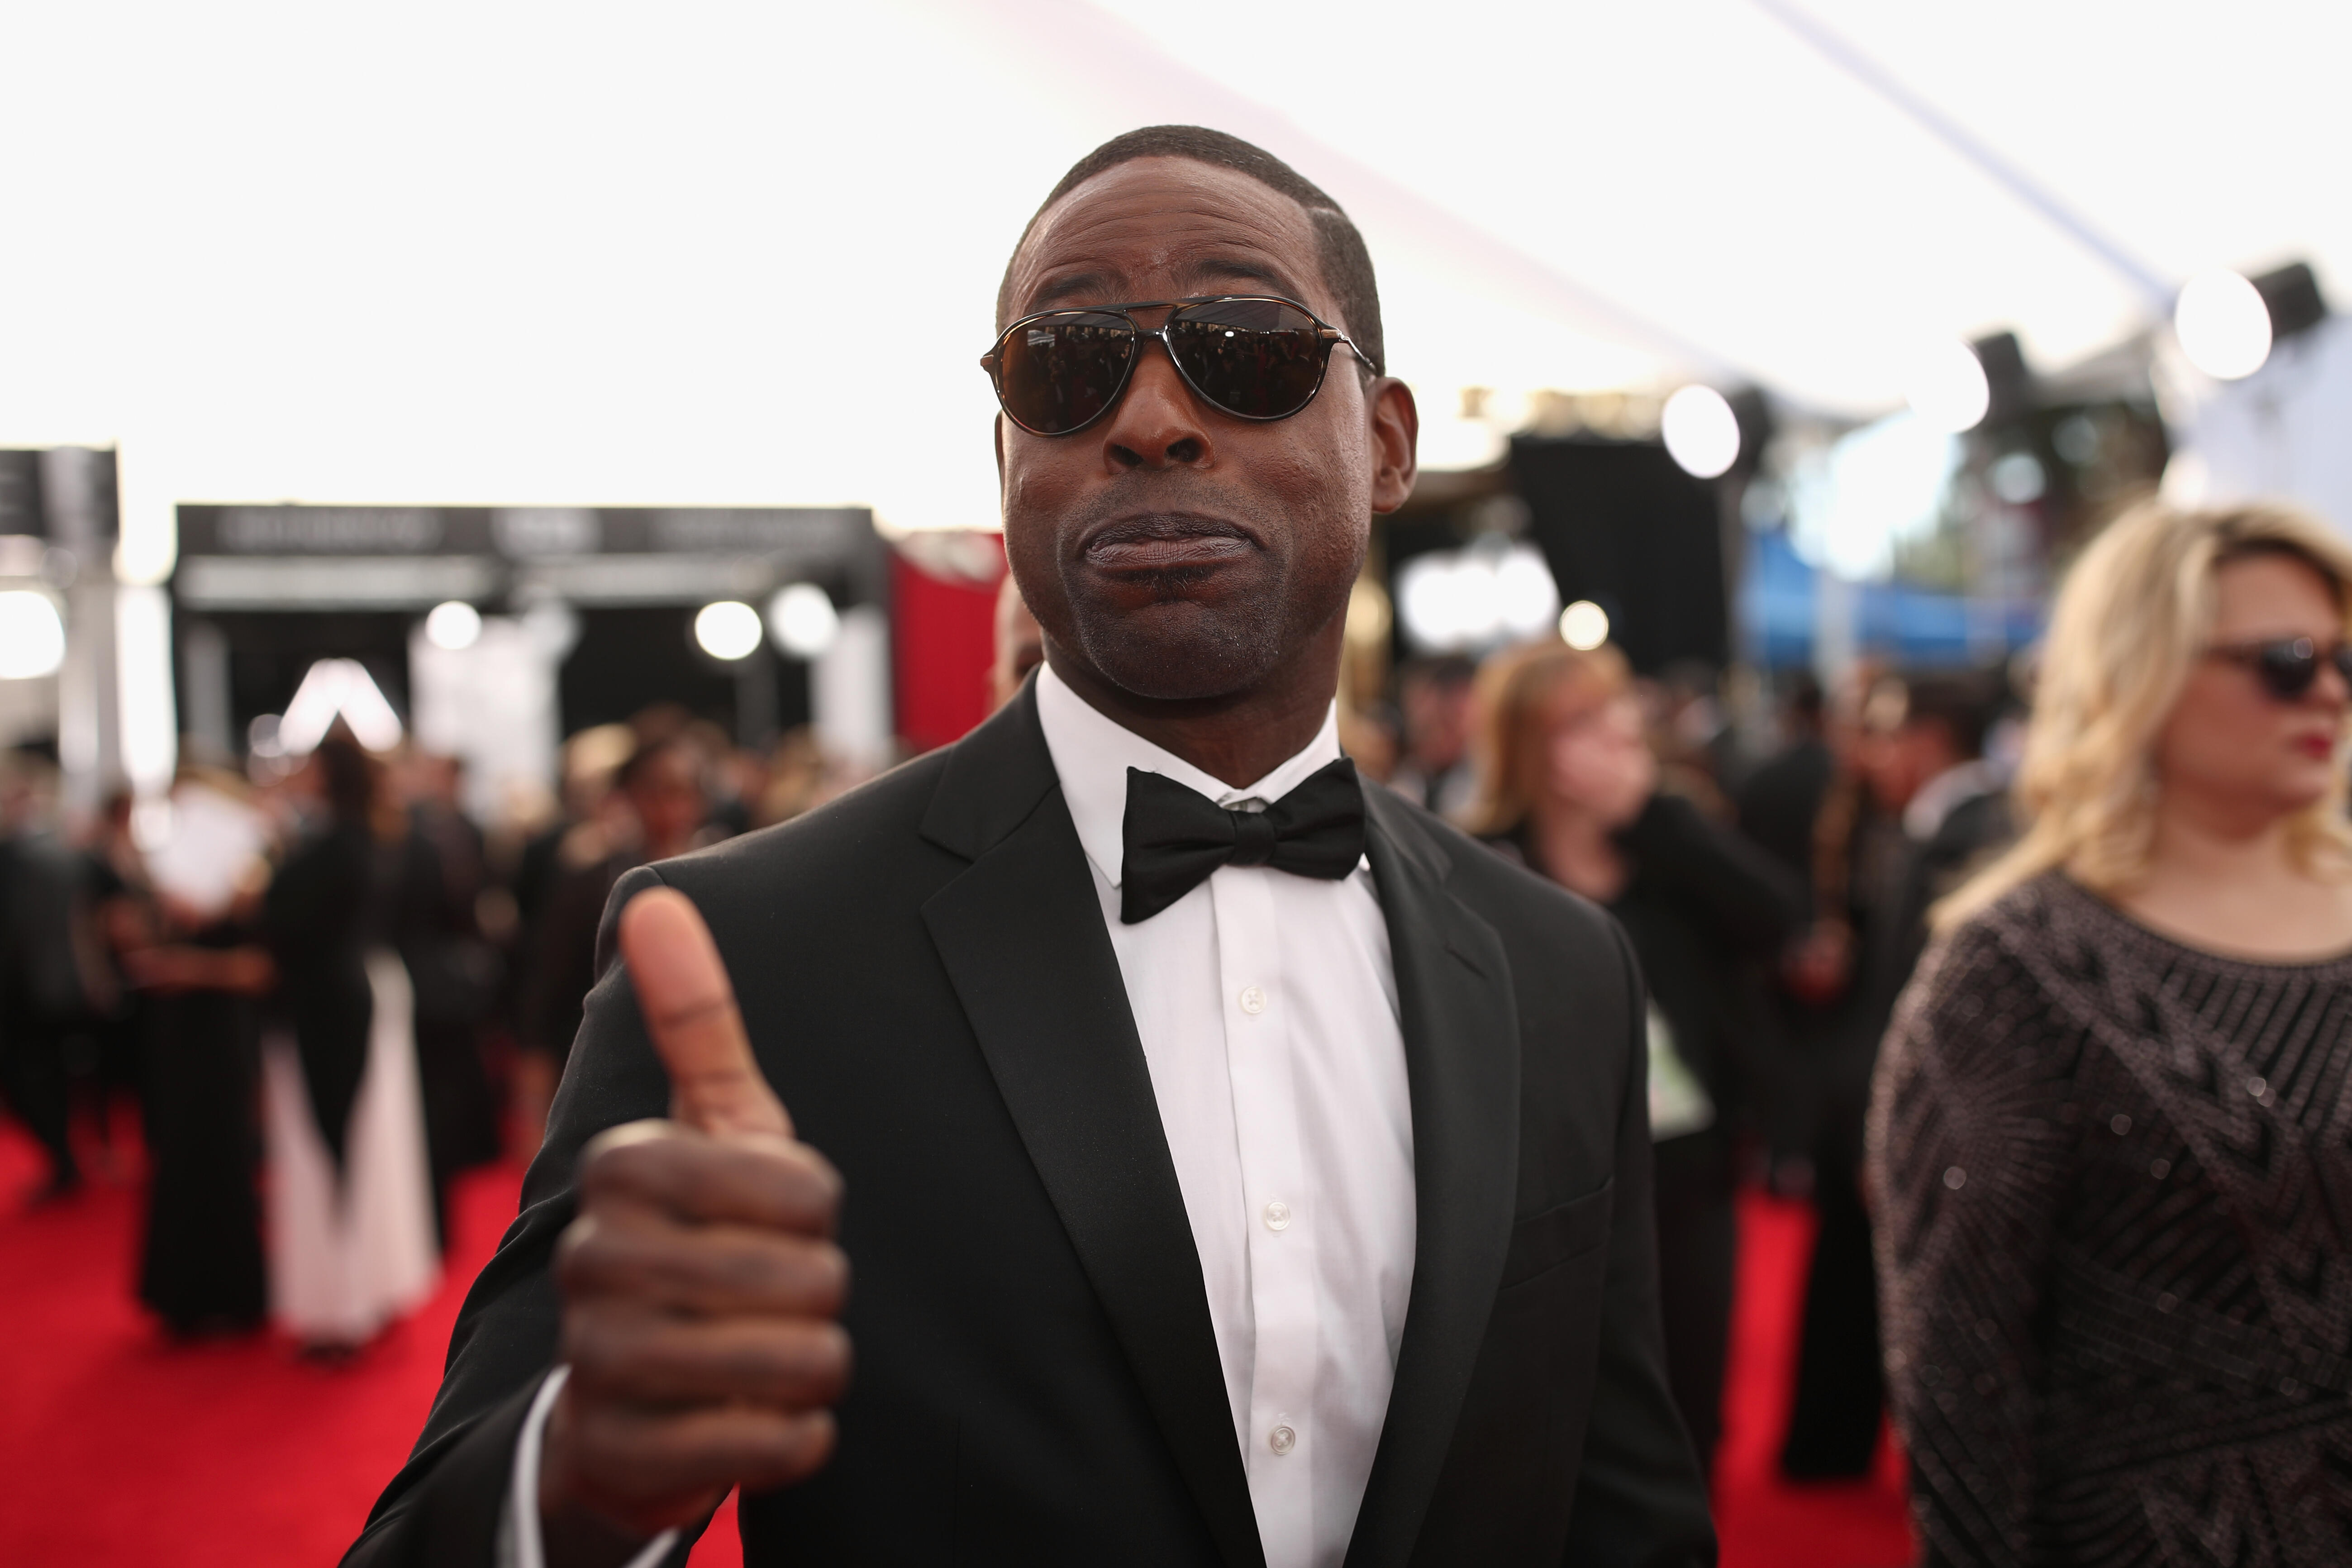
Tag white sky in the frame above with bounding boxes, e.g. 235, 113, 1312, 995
4, 0, 2345, 565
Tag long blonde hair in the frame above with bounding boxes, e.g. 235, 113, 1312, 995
1465, 639, 1632, 838
1937, 499, 2352, 928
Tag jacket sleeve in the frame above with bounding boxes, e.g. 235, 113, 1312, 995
342, 865, 698, 1568
1557, 919, 1719, 1567
1868, 920, 2072, 1568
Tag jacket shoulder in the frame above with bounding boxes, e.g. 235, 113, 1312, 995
1382, 791, 1631, 966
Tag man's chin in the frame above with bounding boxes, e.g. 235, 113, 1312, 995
1069, 599, 1283, 704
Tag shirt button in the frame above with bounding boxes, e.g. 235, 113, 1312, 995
1268, 1424, 1296, 1455
1239, 985, 1267, 1015
1262, 1200, 1292, 1232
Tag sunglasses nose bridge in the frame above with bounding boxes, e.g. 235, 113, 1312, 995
1096, 326, 1219, 462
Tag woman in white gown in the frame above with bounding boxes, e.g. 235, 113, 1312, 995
262, 731, 437, 1352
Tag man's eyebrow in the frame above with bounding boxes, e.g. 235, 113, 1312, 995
1018, 255, 1314, 318
1177, 256, 1307, 299
1022, 270, 1118, 314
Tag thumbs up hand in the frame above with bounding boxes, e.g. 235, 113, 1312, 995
540, 887, 850, 1554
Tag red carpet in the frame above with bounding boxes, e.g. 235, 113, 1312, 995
1714, 1191, 1914, 1567
0, 1120, 1904, 1565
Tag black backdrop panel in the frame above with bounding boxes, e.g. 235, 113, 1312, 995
207, 611, 414, 737
559, 605, 809, 739
1509, 436, 1726, 673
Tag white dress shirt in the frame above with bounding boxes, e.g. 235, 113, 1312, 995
1037, 664, 1417, 1568
507, 668, 1417, 1568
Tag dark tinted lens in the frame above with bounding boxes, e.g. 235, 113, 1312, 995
2256, 639, 2321, 698
1165, 299, 1330, 419
994, 313, 1137, 434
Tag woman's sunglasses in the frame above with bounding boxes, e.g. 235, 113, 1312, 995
2207, 636, 2352, 701
980, 295, 1378, 437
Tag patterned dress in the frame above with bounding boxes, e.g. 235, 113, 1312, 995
1871, 872, 2352, 1565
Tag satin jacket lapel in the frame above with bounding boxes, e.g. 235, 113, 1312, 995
1345, 788, 1523, 1568
918, 686, 1266, 1568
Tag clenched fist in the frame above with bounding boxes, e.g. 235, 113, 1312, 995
539, 887, 851, 1557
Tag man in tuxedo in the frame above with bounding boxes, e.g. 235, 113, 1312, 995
345, 124, 1714, 1568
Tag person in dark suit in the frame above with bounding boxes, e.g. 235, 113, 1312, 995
1779, 671, 2011, 1478
345, 124, 1713, 1568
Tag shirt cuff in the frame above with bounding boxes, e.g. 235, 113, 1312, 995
500, 1365, 681, 1568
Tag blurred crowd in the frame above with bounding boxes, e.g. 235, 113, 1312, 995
1343, 636, 2015, 1479
0, 709, 878, 1350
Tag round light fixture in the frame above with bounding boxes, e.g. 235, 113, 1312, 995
1661, 386, 1742, 479
248, 713, 285, 758
1989, 451, 2047, 505
2175, 269, 2272, 381
0, 590, 67, 679
1904, 340, 1991, 434
694, 600, 763, 661
1559, 599, 1610, 651
424, 600, 482, 651
767, 583, 841, 659
1494, 544, 1562, 640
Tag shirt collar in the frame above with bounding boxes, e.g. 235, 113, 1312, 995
1034, 662, 1346, 889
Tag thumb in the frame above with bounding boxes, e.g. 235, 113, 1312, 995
619, 886, 792, 1139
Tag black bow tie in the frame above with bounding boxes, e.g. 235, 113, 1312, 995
1119, 758, 1366, 925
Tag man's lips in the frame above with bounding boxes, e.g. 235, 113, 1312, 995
1080, 514, 1258, 572
2294, 732, 2338, 760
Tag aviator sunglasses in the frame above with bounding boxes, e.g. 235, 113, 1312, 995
2207, 636, 2352, 701
981, 295, 1379, 437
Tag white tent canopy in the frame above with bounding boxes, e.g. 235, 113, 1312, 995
5, 0, 2346, 564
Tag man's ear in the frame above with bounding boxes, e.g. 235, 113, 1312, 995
993, 411, 1007, 491
1368, 378, 1419, 515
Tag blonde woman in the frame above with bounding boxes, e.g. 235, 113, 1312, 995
1870, 500, 2352, 1566
1471, 639, 1802, 1468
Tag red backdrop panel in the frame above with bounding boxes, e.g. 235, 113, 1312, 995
891, 545, 1004, 754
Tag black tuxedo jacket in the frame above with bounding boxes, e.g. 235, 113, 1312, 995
345, 683, 1715, 1567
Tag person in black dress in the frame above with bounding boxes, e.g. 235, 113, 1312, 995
396, 753, 502, 1245
265, 732, 403, 1182
1779, 671, 2010, 1478
127, 778, 275, 1335
1472, 636, 1802, 1468
0, 796, 86, 1201
520, 735, 705, 1074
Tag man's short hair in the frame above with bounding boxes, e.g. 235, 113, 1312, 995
998, 125, 1384, 377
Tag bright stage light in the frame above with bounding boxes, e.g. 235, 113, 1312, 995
1559, 600, 1610, 651
695, 600, 763, 661
1396, 543, 1558, 653
1904, 340, 1990, 434
767, 583, 840, 659
2175, 270, 2273, 380
0, 591, 67, 679
1661, 386, 1741, 479
1494, 547, 1562, 640
279, 658, 405, 753
424, 600, 482, 651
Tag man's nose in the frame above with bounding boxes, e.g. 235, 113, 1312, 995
1099, 339, 1212, 471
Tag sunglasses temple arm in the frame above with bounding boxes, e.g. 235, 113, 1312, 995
1327, 329, 1382, 378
